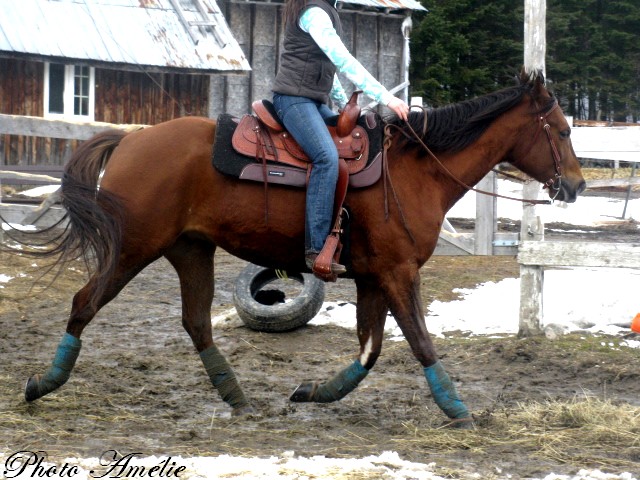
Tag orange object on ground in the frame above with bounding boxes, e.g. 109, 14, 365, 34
632, 313, 640, 333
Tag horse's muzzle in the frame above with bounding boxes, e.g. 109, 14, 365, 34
554, 178, 586, 203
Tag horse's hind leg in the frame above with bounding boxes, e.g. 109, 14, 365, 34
164, 237, 252, 416
25, 260, 149, 402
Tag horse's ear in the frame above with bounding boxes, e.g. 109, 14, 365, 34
517, 66, 527, 85
518, 67, 546, 88
531, 70, 548, 100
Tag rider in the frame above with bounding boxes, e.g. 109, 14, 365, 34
272, 0, 410, 276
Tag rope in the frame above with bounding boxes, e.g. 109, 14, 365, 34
394, 119, 552, 205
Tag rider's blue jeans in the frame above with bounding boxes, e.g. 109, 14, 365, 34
273, 93, 339, 254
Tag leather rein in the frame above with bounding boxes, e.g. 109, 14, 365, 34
385, 98, 564, 206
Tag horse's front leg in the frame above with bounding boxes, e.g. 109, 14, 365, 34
290, 277, 388, 403
385, 266, 473, 427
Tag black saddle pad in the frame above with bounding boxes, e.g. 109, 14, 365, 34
212, 112, 383, 183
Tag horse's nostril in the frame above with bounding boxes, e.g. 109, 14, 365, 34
577, 180, 587, 195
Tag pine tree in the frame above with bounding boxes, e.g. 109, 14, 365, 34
410, 0, 523, 106
409, 0, 640, 122
547, 0, 640, 122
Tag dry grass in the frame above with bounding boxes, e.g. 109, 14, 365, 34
581, 167, 638, 181
399, 395, 640, 471
497, 166, 639, 192
578, 167, 639, 193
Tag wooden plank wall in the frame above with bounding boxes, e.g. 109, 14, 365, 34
0, 58, 211, 168
212, 1, 406, 118
0, 58, 62, 169
95, 69, 211, 124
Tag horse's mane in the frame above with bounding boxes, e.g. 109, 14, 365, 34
388, 74, 547, 153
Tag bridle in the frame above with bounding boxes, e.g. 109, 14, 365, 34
518, 98, 563, 200
390, 96, 566, 206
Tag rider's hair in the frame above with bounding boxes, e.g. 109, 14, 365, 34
282, 0, 308, 27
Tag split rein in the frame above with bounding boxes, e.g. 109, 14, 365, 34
384, 99, 564, 206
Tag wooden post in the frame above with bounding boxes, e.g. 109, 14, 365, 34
474, 172, 497, 255
524, 0, 546, 74
0, 176, 3, 243
519, 265, 544, 336
401, 16, 413, 103
519, 0, 547, 336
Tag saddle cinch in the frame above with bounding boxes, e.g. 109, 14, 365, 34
232, 91, 369, 180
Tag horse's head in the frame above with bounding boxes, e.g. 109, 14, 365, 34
508, 71, 586, 203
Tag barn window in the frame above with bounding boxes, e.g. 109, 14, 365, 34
44, 63, 95, 120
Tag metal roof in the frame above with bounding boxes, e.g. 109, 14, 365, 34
0, 0, 251, 73
228, 0, 426, 13
339, 0, 426, 11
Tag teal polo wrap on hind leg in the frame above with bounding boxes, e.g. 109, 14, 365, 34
200, 345, 249, 409
424, 361, 470, 419
37, 332, 82, 396
312, 359, 369, 403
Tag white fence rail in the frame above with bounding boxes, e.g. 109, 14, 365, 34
517, 241, 640, 336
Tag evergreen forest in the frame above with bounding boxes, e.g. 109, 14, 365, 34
409, 0, 640, 122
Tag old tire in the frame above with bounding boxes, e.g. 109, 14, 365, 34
233, 264, 325, 332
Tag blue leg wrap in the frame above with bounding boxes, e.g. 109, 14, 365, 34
424, 361, 470, 419
312, 359, 369, 403
200, 345, 249, 410
36, 333, 82, 396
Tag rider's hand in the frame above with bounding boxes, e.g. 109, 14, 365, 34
386, 96, 410, 121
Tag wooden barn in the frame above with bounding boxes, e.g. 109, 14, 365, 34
0, 0, 250, 174
0, 0, 424, 180
215, 0, 426, 117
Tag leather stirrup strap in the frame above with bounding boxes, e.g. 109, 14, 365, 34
254, 118, 279, 223
313, 158, 349, 278
333, 158, 350, 221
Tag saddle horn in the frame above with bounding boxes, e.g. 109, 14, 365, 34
336, 90, 362, 137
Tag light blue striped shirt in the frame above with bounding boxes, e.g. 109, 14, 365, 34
300, 7, 394, 109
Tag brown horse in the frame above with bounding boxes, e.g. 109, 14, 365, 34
20, 71, 585, 427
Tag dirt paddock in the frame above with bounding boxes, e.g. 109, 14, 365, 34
1, 222, 639, 478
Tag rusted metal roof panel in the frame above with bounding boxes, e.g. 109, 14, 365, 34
341, 0, 426, 11
0, 0, 250, 73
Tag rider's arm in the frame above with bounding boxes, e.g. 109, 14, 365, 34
299, 7, 394, 108
330, 74, 349, 110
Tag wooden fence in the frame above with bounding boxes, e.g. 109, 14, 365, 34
517, 127, 639, 336
0, 113, 145, 184
518, 241, 640, 336
0, 114, 145, 228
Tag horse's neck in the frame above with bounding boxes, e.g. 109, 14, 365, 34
437, 124, 519, 210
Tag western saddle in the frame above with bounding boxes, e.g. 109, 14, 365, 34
230, 91, 367, 281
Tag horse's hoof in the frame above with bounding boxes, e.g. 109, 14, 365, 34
440, 417, 475, 430
231, 404, 257, 417
290, 382, 318, 402
25, 375, 42, 402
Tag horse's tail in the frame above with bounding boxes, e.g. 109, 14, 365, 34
60, 129, 128, 307
5, 129, 129, 309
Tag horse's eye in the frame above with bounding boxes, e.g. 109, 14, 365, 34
559, 129, 571, 139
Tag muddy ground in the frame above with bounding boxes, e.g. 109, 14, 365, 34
1, 219, 639, 479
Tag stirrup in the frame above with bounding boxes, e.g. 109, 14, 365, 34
305, 253, 346, 276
